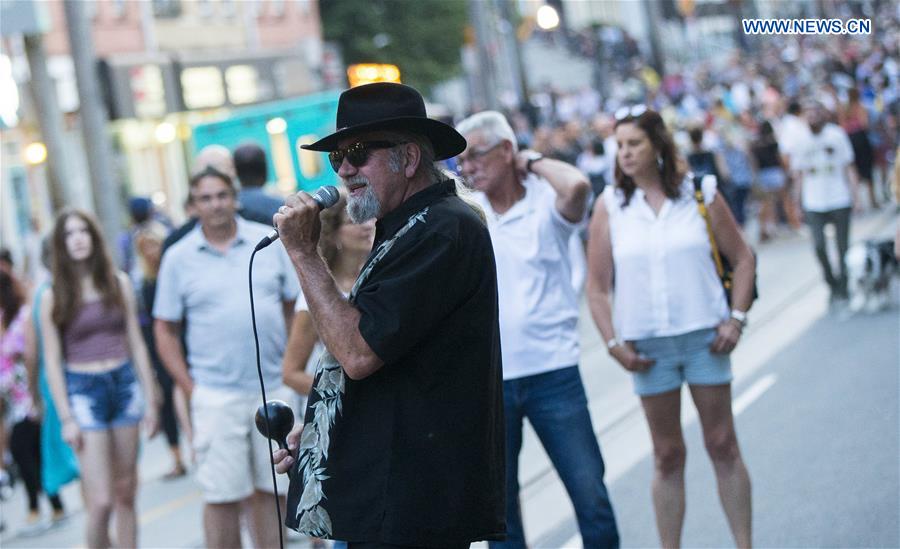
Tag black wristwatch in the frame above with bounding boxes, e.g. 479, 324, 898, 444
523, 151, 544, 173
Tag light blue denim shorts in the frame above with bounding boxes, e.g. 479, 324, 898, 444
630, 327, 732, 396
65, 361, 145, 431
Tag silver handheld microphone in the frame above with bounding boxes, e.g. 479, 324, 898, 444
254, 185, 341, 251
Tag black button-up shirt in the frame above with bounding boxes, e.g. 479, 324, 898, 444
286, 180, 505, 545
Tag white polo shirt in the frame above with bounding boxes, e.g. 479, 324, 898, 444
472, 176, 587, 381
153, 217, 300, 392
791, 123, 855, 212
602, 175, 729, 341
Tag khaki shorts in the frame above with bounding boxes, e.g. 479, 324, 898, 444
191, 384, 292, 503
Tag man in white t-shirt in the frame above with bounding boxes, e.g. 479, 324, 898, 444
456, 111, 619, 548
791, 101, 858, 302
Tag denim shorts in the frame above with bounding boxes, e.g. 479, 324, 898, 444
66, 361, 145, 431
630, 327, 732, 396
757, 166, 786, 192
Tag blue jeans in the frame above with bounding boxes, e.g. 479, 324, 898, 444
490, 366, 619, 549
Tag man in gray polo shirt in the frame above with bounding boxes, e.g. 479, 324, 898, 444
153, 165, 299, 549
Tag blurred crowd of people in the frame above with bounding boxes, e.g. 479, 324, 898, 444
0, 135, 379, 547
0, 6, 898, 546
499, 4, 899, 241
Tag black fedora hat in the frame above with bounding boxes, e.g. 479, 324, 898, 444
301, 83, 466, 160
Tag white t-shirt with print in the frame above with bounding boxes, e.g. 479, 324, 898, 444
791, 123, 855, 212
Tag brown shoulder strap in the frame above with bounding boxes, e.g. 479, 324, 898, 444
692, 175, 725, 278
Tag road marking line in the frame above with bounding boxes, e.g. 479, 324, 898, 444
138, 490, 202, 526
734, 374, 777, 415
555, 374, 778, 549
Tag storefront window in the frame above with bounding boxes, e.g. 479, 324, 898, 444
222, 0, 237, 18
198, 0, 213, 19
152, 0, 181, 18
270, 0, 285, 18
181, 67, 225, 109
112, 0, 128, 19
225, 65, 259, 105
130, 65, 167, 118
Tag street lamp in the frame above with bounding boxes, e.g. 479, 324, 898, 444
154, 122, 176, 144
536, 5, 560, 31
266, 117, 287, 135
24, 142, 48, 165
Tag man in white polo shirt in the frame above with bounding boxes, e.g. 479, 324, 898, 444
153, 165, 299, 548
791, 101, 858, 303
457, 111, 619, 548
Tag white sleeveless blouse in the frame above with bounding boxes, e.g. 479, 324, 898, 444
601, 175, 729, 340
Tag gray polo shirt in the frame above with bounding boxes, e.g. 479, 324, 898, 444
153, 217, 299, 392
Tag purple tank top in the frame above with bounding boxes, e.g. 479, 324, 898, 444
62, 301, 129, 363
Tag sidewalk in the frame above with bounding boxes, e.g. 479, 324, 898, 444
1, 207, 896, 548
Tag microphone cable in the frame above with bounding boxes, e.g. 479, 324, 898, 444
249, 247, 286, 549
246, 186, 338, 549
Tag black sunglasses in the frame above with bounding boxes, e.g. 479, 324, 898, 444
328, 141, 405, 173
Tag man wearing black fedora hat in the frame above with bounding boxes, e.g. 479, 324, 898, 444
272, 83, 506, 547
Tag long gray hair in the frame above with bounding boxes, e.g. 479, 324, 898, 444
386, 131, 486, 223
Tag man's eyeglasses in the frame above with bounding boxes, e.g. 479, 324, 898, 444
457, 142, 503, 165
614, 104, 648, 121
328, 141, 405, 173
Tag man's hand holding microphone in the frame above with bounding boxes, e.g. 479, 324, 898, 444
263, 186, 340, 255
258, 185, 340, 476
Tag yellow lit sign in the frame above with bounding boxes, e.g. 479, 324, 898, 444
347, 64, 401, 88
677, 0, 695, 17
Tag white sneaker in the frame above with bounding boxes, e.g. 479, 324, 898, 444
18, 514, 50, 538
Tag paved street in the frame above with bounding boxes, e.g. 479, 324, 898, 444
521, 209, 900, 548
2, 209, 898, 548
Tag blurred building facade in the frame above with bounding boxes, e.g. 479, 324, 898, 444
1, 0, 331, 265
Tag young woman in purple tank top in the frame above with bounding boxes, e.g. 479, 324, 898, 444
40, 209, 159, 548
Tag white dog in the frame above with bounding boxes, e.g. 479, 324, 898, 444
845, 239, 898, 312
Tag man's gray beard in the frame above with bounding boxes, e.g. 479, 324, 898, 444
346, 183, 380, 224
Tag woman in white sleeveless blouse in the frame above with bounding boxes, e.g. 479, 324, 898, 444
586, 107, 756, 548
